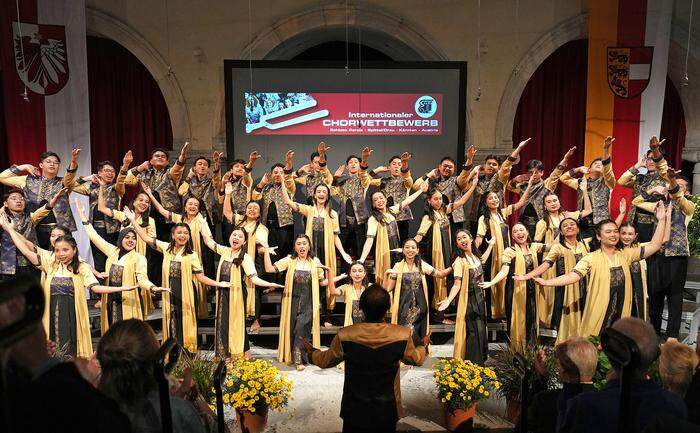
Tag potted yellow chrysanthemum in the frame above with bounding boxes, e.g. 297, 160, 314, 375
220, 358, 293, 433
433, 358, 500, 432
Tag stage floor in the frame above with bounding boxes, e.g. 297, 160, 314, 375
215, 343, 514, 433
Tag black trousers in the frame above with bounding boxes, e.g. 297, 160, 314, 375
397, 220, 410, 244
340, 222, 366, 273
90, 225, 118, 273
649, 255, 688, 338
342, 420, 396, 433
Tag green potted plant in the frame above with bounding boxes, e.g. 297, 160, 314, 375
433, 358, 500, 432
487, 344, 558, 422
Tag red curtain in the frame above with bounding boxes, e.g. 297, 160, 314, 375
86, 36, 172, 170
660, 77, 686, 170
511, 39, 588, 212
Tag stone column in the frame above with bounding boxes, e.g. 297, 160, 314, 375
682, 148, 700, 194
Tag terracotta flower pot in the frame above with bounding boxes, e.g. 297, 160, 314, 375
443, 402, 477, 432
236, 406, 269, 433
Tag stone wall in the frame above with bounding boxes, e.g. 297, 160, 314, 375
85, 0, 700, 177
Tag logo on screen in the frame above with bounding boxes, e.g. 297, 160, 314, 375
415, 96, 437, 119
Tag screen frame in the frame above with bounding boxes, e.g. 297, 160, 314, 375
224, 59, 468, 165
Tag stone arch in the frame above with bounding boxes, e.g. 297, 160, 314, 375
240, 3, 448, 61
85, 7, 191, 146
494, 13, 588, 149
212, 3, 473, 151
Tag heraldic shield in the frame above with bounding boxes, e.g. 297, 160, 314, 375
607, 46, 654, 99
12, 21, 69, 96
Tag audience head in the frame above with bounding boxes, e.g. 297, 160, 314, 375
525, 159, 544, 182
97, 161, 117, 183
193, 157, 211, 176
97, 319, 159, 403
39, 151, 61, 176
3, 189, 26, 213
555, 337, 598, 383
610, 317, 660, 377
619, 222, 638, 247
346, 155, 361, 173
482, 154, 501, 175
659, 339, 699, 397
438, 156, 456, 177
359, 284, 390, 322
149, 148, 170, 169
229, 158, 247, 176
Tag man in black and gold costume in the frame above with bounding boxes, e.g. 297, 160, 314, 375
306, 284, 429, 433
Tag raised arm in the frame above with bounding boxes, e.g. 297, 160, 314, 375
141, 182, 171, 220
96, 184, 113, 218
199, 219, 219, 252
543, 146, 575, 191
499, 139, 530, 184
63, 148, 81, 188
124, 207, 157, 249
222, 181, 235, 224
602, 137, 616, 189
642, 202, 668, 258
399, 180, 428, 209
618, 155, 646, 188
169, 142, 189, 184
449, 169, 479, 211
280, 182, 300, 212
480, 237, 496, 264
511, 175, 535, 213
615, 198, 627, 227
75, 201, 117, 257
579, 178, 593, 218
